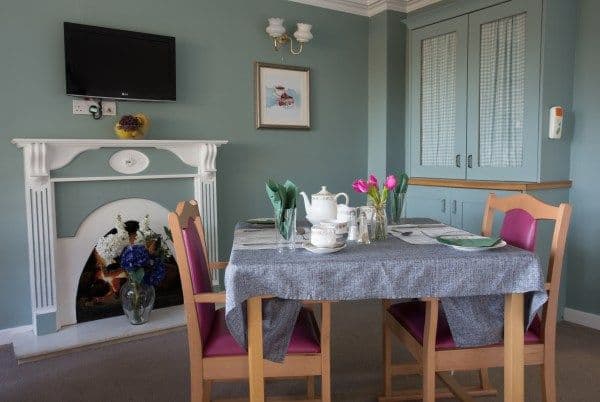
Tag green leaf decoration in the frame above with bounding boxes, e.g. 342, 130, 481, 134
265, 178, 298, 240
163, 226, 173, 242
395, 173, 409, 195
283, 180, 298, 209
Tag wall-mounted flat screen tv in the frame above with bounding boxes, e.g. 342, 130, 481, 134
64, 22, 176, 101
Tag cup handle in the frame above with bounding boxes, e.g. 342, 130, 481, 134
336, 192, 349, 206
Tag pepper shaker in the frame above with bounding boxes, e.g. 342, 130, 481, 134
357, 211, 371, 244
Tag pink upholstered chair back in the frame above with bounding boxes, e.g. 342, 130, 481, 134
168, 201, 216, 349
182, 218, 215, 344
500, 208, 537, 252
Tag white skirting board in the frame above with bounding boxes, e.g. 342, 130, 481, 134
563, 308, 600, 331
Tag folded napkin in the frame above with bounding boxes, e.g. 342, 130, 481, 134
436, 235, 502, 248
266, 179, 298, 240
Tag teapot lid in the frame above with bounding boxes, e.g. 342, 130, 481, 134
312, 186, 334, 200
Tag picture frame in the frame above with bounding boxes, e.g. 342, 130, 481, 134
255, 62, 310, 129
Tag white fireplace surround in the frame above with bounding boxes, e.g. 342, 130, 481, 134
11, 138, 228, 336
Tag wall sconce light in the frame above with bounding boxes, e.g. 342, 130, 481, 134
266, 18, 313, 55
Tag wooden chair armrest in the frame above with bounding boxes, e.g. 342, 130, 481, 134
194, 291, 225, 303
420, 297, 439, 302
208, 261, 228, 270
545, 283, 551, 290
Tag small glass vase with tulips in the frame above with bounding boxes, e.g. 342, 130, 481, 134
352, 174, 397, 241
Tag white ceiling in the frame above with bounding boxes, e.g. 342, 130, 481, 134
288, 0, 443, 17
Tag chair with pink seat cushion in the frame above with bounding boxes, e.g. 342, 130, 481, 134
169, 200, 332, 402
381, 193, 572, 402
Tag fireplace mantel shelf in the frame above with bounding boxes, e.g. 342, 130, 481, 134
12, 138, 229, 179
12, 138, 228, 147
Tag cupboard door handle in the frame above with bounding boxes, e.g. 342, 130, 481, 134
441, 199, 446, 213
467, 154, 473, 169
452, 200, 457, 214
455, 154, 461, 168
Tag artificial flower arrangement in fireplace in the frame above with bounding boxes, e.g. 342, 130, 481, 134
95, 214, 170, 325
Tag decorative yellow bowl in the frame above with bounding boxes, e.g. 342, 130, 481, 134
114, 113, 150, 139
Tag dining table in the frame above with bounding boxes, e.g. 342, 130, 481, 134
223, 219, 547, 402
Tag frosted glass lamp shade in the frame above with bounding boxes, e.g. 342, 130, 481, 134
266, 17, 286, 38
293, 23, 313, 43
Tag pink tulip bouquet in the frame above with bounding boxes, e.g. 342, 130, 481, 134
352, 174, 398, 240
352, 174, 397, 208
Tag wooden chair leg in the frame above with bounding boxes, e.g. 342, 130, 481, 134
541, 350, 557, 402
306, 376, 316, 399
321, 302, 332, 402
202, 380, 211, 402
190, 374, 203, 402
383, 301, 393, 397
422, 299, 439, 402
190, 353, 204, 402
478, 368, 492, 390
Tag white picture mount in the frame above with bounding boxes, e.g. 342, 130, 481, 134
12, 138, 228, 335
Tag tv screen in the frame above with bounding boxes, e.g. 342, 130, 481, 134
64, 22, 176, 101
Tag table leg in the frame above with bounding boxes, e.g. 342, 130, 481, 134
248, 296, 265, 402
504, 293, 524, 402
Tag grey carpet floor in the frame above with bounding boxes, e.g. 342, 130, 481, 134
1, 301, 599, 401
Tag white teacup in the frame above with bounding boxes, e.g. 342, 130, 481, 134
310, 225, 337, 248
336, 205, 355, 223
321, 219, 348, 235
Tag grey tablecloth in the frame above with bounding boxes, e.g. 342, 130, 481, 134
224, 221, 547, 362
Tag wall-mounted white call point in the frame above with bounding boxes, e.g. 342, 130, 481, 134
549, 106, 563, 139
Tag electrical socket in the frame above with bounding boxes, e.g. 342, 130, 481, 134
72, 99, 117, 116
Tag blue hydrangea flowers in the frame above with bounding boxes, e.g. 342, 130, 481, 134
144, 257, 167, 286
120, 245, 151, 271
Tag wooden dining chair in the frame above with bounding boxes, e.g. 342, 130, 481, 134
169, 200, 331, 402
380, 193, 571, 402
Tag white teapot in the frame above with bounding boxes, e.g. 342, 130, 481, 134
300, 186, 349, 225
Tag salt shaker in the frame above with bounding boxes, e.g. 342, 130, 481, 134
347, 209, 358, 241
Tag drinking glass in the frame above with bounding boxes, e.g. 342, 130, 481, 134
276, 208, 297, 253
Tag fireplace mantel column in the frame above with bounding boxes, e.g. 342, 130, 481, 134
21, 142, 59, 334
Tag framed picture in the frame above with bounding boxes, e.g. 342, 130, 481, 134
255, 62, 310, 129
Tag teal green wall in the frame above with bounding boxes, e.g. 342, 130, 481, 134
566, 0, 600, 315
0, 0, 369, 330
367, 11, 407, 179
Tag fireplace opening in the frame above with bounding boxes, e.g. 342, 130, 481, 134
76, 220, 183, 323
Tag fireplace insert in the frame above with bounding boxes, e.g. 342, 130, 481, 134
75, 220, 183, 323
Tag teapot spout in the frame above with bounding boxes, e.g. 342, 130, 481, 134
299, 191, 312, 216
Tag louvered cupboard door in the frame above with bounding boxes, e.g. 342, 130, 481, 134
466, 0, 542, 181
409, 16, 468, 179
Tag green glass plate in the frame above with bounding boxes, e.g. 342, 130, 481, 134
246, 218, 275, 225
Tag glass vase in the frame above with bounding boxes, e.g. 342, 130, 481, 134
120, 280, 155, 325
390, 193, 406, 224
372, 203, 388, 241
275, 208, 297, 253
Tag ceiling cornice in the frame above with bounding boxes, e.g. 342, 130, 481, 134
288, 0, 442, 16
405, 0, 443, 13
